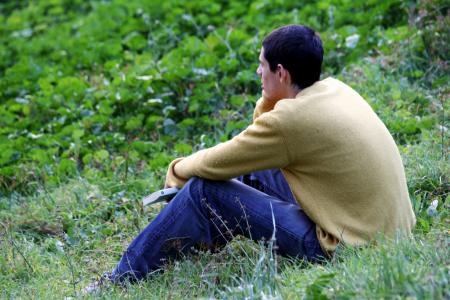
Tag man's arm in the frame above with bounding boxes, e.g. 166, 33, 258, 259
165, 110, 290, 188
252, 97, 277, 121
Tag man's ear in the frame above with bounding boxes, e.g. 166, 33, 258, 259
277, 64, 290, 83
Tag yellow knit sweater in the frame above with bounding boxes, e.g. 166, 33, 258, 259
166, 77, 416, 253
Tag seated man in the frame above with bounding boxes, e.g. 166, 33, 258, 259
110, 25, 416, 283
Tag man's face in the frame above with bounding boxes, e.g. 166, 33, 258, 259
256, 48, 284, 101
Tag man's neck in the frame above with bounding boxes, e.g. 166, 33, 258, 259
286, 85, 301, 98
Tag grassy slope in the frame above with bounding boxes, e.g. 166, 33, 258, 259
1, 1, 449, 299
0, 158, 448, 299
1, 60, 448, 299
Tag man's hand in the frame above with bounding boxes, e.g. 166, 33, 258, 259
164, 158, 189, 188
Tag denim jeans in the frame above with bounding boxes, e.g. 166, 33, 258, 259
111, 169, 325, 282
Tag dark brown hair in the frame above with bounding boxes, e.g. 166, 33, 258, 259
262, 25, 323, 89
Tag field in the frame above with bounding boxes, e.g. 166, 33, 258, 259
0, 0, 448, 299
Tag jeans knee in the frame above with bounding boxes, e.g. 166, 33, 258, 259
183, 177, 226, 210
182, 177, 233, 208
183, 176, 204, 193
180, 176, 206, 205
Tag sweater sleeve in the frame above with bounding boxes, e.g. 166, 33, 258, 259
172, 111, 290, 186
253, 97, 276, 121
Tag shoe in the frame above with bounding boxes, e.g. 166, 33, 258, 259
81, 272, 113, 295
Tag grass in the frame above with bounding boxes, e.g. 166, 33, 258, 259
282, 231, 449, 299
1, 2, 448, 298
0, 129, 448, 299
1, 50, 448, 299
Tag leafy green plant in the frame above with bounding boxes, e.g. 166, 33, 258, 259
1, 0, 434, 194
0, 1, 448, 298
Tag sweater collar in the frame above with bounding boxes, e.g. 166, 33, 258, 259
295, 77, 334, 99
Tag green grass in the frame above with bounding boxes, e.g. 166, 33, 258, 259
2, 0, 447, 192
1, 45, 448, 300
0, 210, 448, 299
1, 130, 447, 299
1, 64, 448, 298
1, 0, 449, 299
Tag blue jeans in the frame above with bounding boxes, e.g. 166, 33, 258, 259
111, 169, 325, 282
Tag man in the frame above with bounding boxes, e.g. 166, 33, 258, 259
109, 25, 416, 283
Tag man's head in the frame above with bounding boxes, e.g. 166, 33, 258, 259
257, 25, 323, 101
